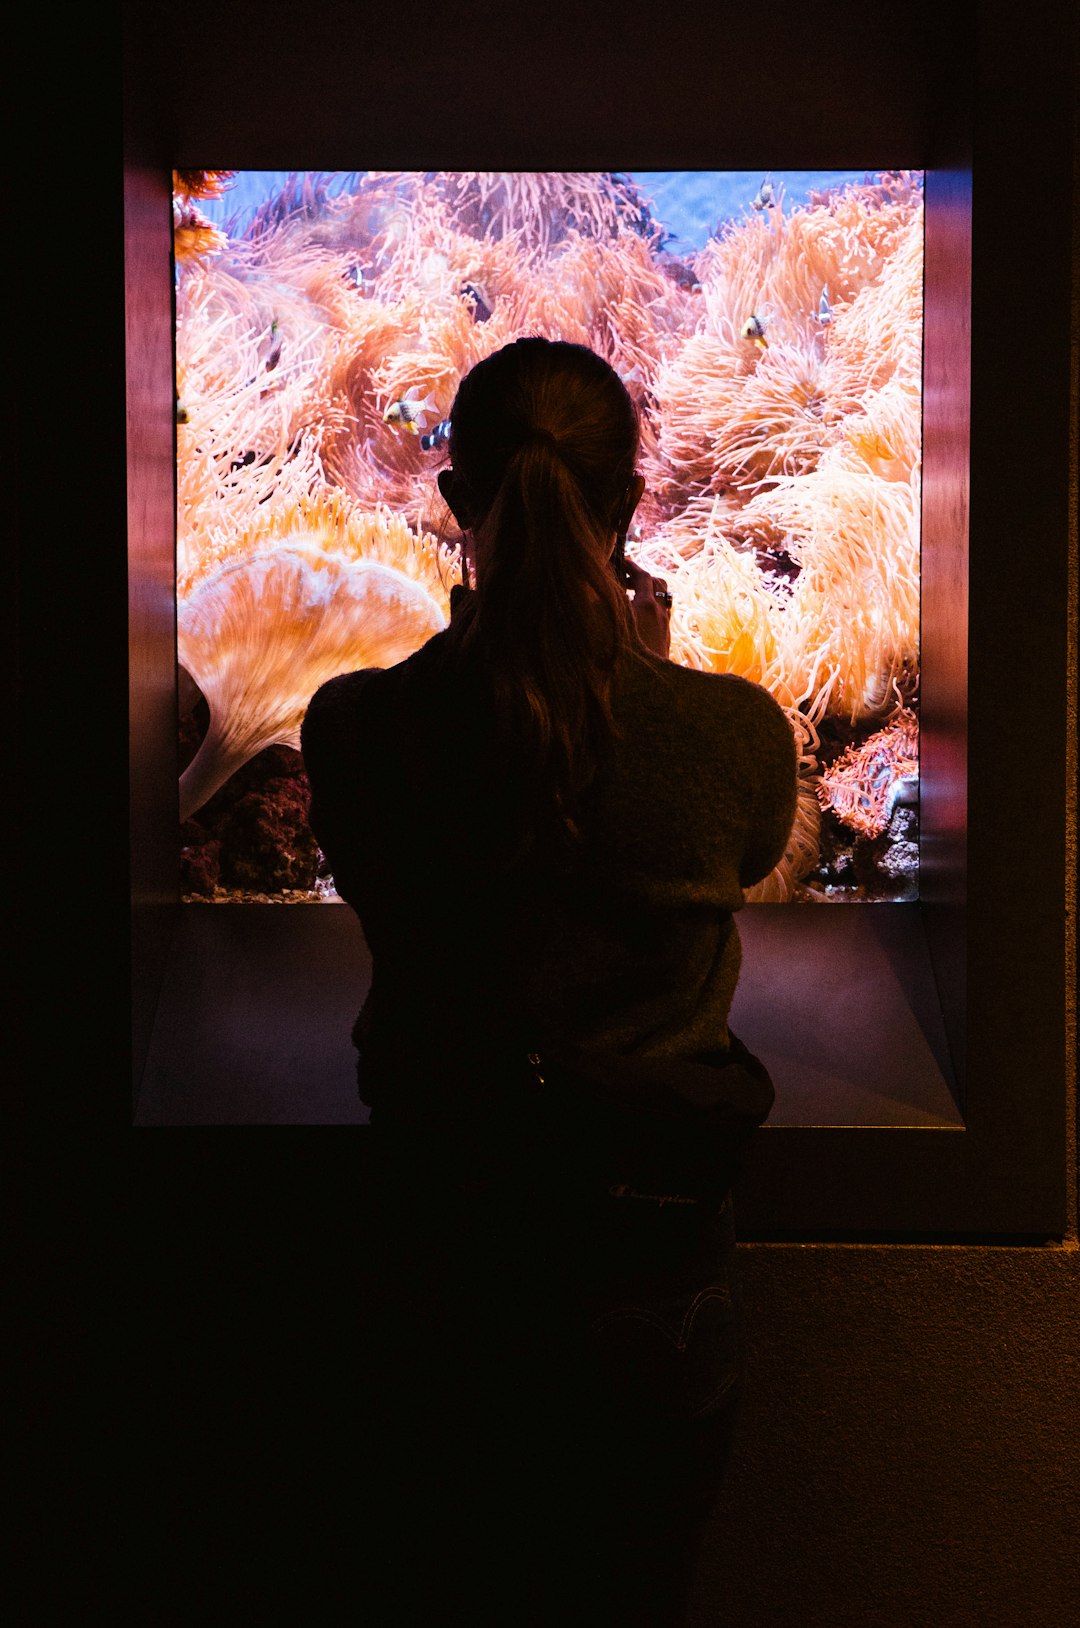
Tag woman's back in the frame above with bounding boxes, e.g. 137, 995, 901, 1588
302, 625, 796, 1121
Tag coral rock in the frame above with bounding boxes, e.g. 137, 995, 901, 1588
217, 777, 320, 892
179, 823, 222, 896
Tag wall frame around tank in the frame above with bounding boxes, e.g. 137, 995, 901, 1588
123, 1, 1072, 1239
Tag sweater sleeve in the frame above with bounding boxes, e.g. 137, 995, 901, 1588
736, 682, 800, 889
300, 669, 381, 906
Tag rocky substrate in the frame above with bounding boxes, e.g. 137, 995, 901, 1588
179, 681, 333, 900
799, 709, 920, 902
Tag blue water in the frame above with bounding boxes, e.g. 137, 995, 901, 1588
197, 170, 889, 252
634, 171, 878, 253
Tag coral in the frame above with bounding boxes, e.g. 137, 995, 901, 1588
217, 776, 320, 892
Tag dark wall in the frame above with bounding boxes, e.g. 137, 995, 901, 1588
17, 1, 1075, 1621
701, 1244, 1079, 1625
123, 0, 974, 171
707, 14, 1080, 1612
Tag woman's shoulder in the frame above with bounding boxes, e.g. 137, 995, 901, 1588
629, 652, 790, 732
302, 667, 381, 742
303, 631, 451, 739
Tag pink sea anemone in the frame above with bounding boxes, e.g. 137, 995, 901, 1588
654, 179, 922, 507
177, 542, 447, 822
818, 708, 919, 838
744, 778, 823, 902
398, 171, 667, 260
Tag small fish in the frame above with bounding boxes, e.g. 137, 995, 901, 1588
750, 176, 775, 212
460, 282, 492, 323
175, 399, 189, 425
384, 385, 440, 435
420, 417, 452, 452
344, 264, 365, 290
260, 318, 282, 372
815, 285, 833, 326
662, 258, 702, 292
741, 313, 768, 350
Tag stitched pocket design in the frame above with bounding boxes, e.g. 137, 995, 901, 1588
589, 1281, 740, 1421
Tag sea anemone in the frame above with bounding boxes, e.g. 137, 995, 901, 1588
822, 375, 921, 483
819, 208, 924, 415
654, 331, 829, 496
173, 170, 238, 203
818, 707, 919, 838
654, 180, 923, 506
177, 543, 447, 821
173, 201, 227, 265
407, 171, 666, 259
178, 471, 455, 605
648, 506, 794, 702
743, 702, 823, 901
744, 778, 823, 902
735, 466, 919, 723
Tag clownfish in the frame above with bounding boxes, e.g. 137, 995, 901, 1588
741, 313, 768, 350
750, 176, 776, 212
420, 417, 452, 452
460, 282, 492, 323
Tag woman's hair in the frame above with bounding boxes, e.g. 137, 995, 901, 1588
446, 337, 641, 855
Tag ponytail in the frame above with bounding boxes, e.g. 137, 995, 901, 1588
445, 338, 642, 858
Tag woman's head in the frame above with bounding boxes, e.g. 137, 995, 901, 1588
439, 337, 641, 569
436, 338, 646, 856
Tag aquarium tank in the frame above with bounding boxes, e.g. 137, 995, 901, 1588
173, 169, 923, 903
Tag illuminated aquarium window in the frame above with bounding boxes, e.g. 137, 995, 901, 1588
173, 169, 923, 904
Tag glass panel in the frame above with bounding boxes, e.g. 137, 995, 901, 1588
173, 169, 923, 904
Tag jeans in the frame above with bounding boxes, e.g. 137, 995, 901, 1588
353, 1136, 745, 1625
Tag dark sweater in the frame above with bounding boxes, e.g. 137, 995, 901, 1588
301, 626, 797, 1134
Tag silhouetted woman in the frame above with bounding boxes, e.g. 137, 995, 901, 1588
301, 337, 797, 1626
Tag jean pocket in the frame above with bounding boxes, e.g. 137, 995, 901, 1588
588, 1276, 741, 1422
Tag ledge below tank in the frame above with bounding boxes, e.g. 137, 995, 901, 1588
134, 901, 960, 1132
